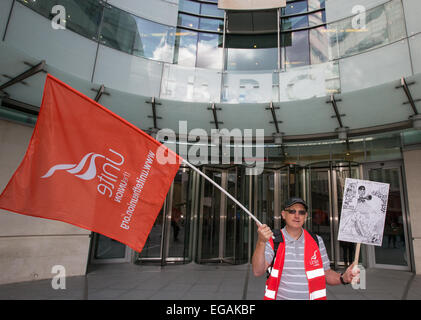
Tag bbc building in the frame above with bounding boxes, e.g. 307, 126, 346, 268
0, 0, 421, 285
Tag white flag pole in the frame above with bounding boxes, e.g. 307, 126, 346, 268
182, 159, 263, 227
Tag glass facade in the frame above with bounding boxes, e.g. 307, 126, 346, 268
17, 0, 103, 40
16, 0, 407, 72
175, 0, 224, 69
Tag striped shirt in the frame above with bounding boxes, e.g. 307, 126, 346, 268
265, 228, 330, 300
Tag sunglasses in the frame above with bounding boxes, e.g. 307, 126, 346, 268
285, 209, 307, 215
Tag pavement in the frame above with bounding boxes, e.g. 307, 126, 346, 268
0, 262, 420, 300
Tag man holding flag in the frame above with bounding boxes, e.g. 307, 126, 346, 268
252, 197, 360, 300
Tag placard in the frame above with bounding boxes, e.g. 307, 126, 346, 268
338, 178, 389, 246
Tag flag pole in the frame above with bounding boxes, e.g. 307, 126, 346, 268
182, 159, 263, 227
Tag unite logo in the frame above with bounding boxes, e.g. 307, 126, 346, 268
41, 152, 105, 181
41, 149, 125, 199
310, 250, 320, 267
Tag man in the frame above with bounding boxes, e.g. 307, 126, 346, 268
252, 197, 359, 300
354, 185, 374, 241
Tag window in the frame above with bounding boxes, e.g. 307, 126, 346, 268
179, 0, 201, 15
101, 5, 175, 63
310, 26, 329, 64
226, 34, 278, 70
174, 28, 198, 67
284, 1, 308, 15
197, 33, 223, 69
200, 3, 224, 18
178, 13, 200, 29
282, 30, 310, 69
199, 17, 224, 32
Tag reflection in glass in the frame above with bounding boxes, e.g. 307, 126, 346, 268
200, 171, 222, 260
308, 0, 326, 11
328, 0, 406, 59
139, 207, 165, 258
197, 33, 223, 69
101, 6, 137, 54
178, 0, 200, 15
284, 0, 308, 15
226, 34, 278, 71
308, 11, 325, 27
168, 170, 191, 260
225, 172, 237, 260
310, 170, 332, 262
94, 234, 126, 259
101, 5, 175, 62
281, 15, 308, 31
178, 13, 199, 29
200, 3, 224, 18
17, 0, 103, 40
234, 169, 250, 264
132, 18, 175, 62
257, 173, 275, 229
310, 26, 329, 64
174, 28, 198, 67
282, 30, 310, 69
199, 17, 224, 32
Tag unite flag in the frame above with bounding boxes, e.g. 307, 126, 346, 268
0, 74, 181, 252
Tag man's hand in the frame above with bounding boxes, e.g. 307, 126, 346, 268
342, 263, 360, 284
257, 224, 273, 244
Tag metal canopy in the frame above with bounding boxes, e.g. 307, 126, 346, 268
396, 77, 420, 115
146, 97, 162, 130
266, 101, 282, 134
0, 60, 45, 92
208, 103, 223, 130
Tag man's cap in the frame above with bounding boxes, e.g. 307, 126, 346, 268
284, 197, 308, 211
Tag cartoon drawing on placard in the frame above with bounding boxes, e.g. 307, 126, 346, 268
338, 178, 389, 246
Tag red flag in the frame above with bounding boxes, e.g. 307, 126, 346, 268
0, 74, 181, 252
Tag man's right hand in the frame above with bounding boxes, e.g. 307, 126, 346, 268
257, 224, 273, 243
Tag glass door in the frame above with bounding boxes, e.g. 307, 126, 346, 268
224, 167, 238, 264
308, 167, 333, 264
136, 166, 194, 265
255, 169, 278, 230
198, 167, 223, 263
164, 168, 193, 263
364, 161, 412, 271
197, 166, 247, 264
307, 161, 361, 269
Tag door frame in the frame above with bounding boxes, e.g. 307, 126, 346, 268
197, 166, 238, 264
363, 160, 413, 271
306, 161, 362, 269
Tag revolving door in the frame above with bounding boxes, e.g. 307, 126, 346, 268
306, 161, 362, 269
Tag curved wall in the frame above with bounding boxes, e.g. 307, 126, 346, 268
0, 0, 420, 137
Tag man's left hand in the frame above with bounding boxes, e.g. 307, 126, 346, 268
342, 263, 360, 284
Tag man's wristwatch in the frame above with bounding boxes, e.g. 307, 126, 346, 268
340, 273, 349, 285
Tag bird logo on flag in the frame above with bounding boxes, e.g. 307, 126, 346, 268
41, 152, 105, 181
